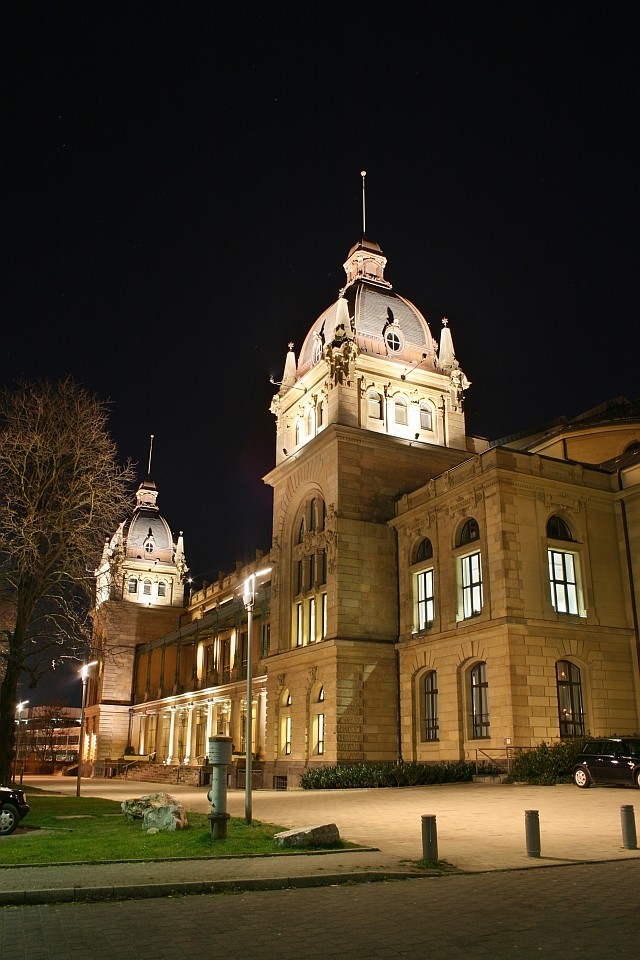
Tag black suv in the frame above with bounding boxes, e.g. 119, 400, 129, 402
0, 784, 30, 835
573, 738, 640, 789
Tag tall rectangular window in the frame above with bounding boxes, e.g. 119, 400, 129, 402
308, 597, 316, 643
295, 603, 303, 647
317, 713, 325, 754
284, 716, 292, 755
548, 550, 579, 615
461, 552, 483, 619
415, 569, 434, 630
422, 671, 438, 741
321, 593, 328, 639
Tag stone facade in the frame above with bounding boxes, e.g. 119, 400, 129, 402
86, 235, 640, 787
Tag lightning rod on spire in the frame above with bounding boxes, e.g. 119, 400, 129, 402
360, 170, 367, 237
147, 434, 154, 477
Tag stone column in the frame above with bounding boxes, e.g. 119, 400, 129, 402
184, 704, 194, 764
166, 706, 177, 764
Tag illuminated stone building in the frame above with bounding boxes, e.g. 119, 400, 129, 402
86, 235, 640, 786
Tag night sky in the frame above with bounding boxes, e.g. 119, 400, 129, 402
5, 3, 638, 607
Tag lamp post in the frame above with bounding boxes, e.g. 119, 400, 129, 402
242, 567, 271, 825
76, 660, 98, 798
13, 701, 29, 784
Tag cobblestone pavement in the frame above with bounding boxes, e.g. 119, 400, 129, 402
2, 859, 639, 960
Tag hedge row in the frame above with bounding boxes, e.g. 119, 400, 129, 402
299, 760, 477, 790
505, 738, 585, 785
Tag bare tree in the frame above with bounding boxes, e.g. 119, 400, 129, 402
0, 379, 135, 783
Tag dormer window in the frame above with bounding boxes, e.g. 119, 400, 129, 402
144, 541, 154, 555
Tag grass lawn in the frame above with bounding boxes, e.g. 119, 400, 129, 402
0, 791, 301, 866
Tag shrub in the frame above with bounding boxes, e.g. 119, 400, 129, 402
505, 738, 585, 785
299, 760, 476, 790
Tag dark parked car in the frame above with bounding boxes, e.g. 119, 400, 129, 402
0, 784, 30, 835
573, 738, 640, 789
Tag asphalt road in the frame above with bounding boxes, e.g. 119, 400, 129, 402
2, 859, 639, 960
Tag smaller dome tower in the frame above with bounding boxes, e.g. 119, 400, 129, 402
95, 477, 187, 608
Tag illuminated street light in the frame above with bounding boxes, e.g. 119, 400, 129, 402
76, 660, 98, 798
242, 567, 271, 825
13, 700, 29, 784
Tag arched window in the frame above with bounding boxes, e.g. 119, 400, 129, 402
394, 396, 408, 425
547, 517, 583, 616
367, 389, 383, 420
470, 662, 490, 738
415, 538, 433, 563
291, 494, 328, 647
556, 660, 585, 737
422, 671, 438, 741
420, 402, 433, 431
547, 515, 573, 541
143, 579, 152, 596
157, 581, 166, 598
458, 518, 480, 546
295, 420, 302, 446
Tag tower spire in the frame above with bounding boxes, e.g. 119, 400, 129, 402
360, 170, 367, 236
147, 434, 154, 478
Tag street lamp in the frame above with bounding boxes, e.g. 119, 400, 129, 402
13, 701, 29, 784
76, 660, 98, 798
242, 567, 271, 825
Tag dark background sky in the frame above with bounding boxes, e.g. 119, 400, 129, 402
4, 3, 638, 702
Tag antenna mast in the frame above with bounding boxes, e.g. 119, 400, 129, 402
147, 434, 154, 477
360, 170, 367, 236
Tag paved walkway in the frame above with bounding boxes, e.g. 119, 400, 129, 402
1, 776, 639, 904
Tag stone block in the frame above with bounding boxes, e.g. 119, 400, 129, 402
273, 823, 340, 848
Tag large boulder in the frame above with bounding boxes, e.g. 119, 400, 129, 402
273, 823, 340, 848
143, 803, 187, 832
121, 792, 187, 831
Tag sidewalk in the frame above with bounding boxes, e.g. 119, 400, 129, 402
2, 778, 639, 904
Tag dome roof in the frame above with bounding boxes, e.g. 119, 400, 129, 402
122, 479, 176, 564
297, 239, 438, 376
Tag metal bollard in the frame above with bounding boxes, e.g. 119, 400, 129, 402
421, 814, 438, 862
621, 805, 637, 850
525, 809, 541, 857
207, 736, 232, 839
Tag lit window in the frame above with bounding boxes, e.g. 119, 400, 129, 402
394, 396, 408, 425
460, 552, 483, 618
295, 603, 303, 646
547, 514, 584, 616
127, 577, 138, 594
284, 716, 292, 755
317, 713, 325, 754
548, 550, 579, 614
422, 671, 438, 741
470, 662, 490, 738
556, 660, 585, 738
308, 597, 316, 642
157, 581, 166, 598
415, 569, 435, 630
321, 593, 327, 638
143, 579, 152, 596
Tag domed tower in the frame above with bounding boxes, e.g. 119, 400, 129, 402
87, 477, 188, 767
262, 234, 476, 784
270, 236, 470, 467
